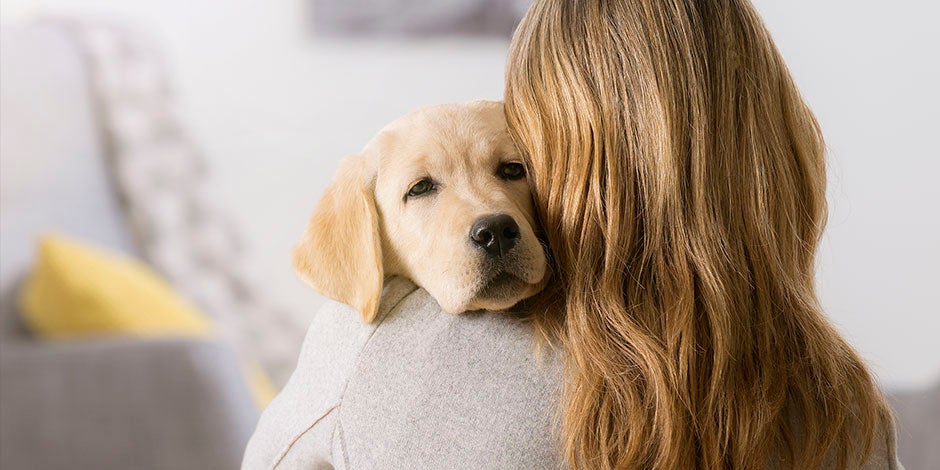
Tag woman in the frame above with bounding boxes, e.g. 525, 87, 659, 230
244, 1, 899, 468
505, 1, 897, 468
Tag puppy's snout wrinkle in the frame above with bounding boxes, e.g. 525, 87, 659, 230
470, 214, 520, 257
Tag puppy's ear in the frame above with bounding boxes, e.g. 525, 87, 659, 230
292, 154, 383, 322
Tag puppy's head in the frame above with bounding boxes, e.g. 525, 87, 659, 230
293, 101, 548, 321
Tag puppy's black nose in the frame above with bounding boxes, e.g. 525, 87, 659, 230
470, 214, 520, 257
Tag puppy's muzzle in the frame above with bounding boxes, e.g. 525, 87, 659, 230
469, 214, 520, 257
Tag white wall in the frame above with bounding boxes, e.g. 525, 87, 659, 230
753, 1, 940, 389
2, 0, 937, 389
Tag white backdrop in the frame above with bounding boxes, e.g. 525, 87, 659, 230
1, 0, 937, 389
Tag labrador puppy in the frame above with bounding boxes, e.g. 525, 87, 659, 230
292, 100, 548, 322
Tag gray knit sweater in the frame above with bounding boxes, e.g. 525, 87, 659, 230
242, 277, 901, 469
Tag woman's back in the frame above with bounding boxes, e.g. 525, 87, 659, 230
243, 276, 902, 469
243, 277, 564, 469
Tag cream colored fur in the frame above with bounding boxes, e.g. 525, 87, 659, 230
293, 101, 547, 321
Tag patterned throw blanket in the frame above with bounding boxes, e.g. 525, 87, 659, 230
55, 20, 306, 386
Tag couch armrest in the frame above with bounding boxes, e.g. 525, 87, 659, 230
0, 337, 259, 470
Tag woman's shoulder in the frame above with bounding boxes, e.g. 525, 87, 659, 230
311, 275, 560, 372
338, 277, 565, 468
245, 276, 565, 468
243, 277, 422, 468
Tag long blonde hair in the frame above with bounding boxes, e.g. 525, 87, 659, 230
505, 1, 892, 468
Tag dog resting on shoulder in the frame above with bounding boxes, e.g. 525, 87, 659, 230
292, 100, 549, 322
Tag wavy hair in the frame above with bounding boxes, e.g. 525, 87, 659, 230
505, 1, 892, 468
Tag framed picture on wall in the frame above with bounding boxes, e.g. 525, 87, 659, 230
312, 0, 532, 37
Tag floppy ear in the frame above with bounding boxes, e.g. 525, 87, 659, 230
292, 154, 384, 322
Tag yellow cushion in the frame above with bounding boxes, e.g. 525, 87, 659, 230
18, 235, 277, 408
246, 362, 279, 409
19, 235, 210, 337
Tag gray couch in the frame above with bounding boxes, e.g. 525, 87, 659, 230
0, 22, 260, 469
889, 383, 940, 470
0, 338, 258, 469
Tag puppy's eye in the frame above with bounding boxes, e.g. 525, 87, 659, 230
498, 162, 526, 181
406, 178, 435, 198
